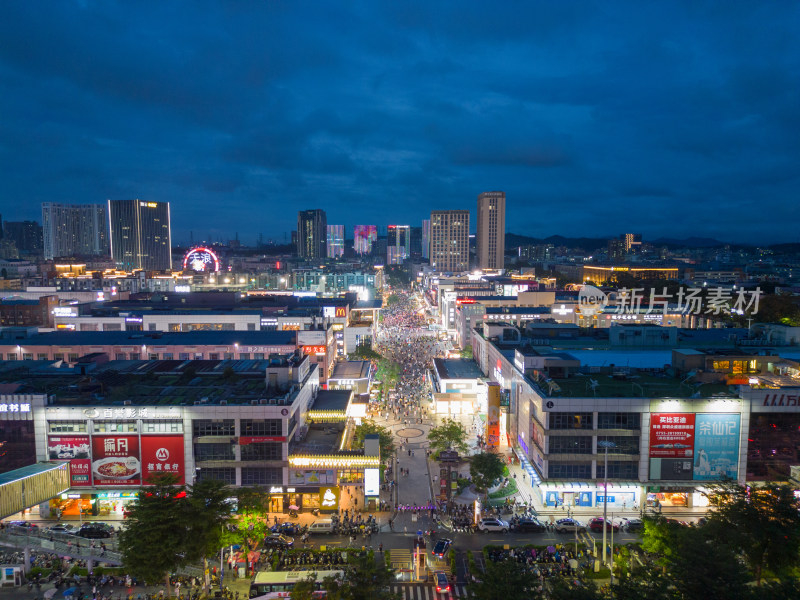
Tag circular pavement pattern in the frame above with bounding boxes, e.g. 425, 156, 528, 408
395, 427, 424, 439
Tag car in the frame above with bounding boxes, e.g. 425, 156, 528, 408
434, 571, 450, 595
623, 518, 643, 533
513, 519, 546, 533
75, 527, 111, 539
588, 517, 619, 533
7, 521, 38, 530
477, 518, 509, 533
554, 518, 586, 534
47, 524, 75, 534
432, 538, 452, 558
85, 522, 115, 533
273, 523, 301, 536
262, 534, 294, 548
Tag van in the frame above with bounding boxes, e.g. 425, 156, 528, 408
308, 519, 334, 534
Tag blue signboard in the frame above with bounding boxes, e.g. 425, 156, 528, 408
693, 413, 740, 481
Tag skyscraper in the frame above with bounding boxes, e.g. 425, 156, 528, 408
3, 221, 43, 255
297, 209, 327, 260
421, 219, 430, 260
42, 203, 109, 260
353, 225, 377, 255
430, 210, 470, 273
326, 224, 345, 259
107, 199, 172, 271
387, 225, 410, 265
476, 191, 505, 270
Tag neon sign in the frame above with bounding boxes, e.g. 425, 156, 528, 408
182, 247, 220, 273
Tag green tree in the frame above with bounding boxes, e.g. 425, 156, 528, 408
341, 553, 401, 600
221, 487, 270, 553
376, 358, 402, 386
611, 564, 675, 600
428, 418, 468, 454
469, 451, 505, 493
704, 481, 800, 585
469, 559, 540, 600
119, 473, 190, 594
459, 345, 473, 360
385, 294, 400, 306
186, 479, 233, 596
352, 419, 395, 462
349, 343, 383, 361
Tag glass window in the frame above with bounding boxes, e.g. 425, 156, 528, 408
179, 353, 190, 360
597, 413, 641, 430
239, 353, 250, 360
129, 353, 140, 360
48, 421, 88, 433
53, 353, 64, 361
115, 353, 126, 360
194, 443, 235, 461
548, 436, 593, 454
240, 419, 282, 436
596, 461, 639, 479
193, 419, 235, 437
241, 442, 282, 461
22, 353, 33, 360
548, 463, 592, 479
241, 467, 282, 486
142, 420, 183, 433
163, 353, 173, 360
37, 353, 48, 361
196, 467, 236, 485
712, 360, 730, 371
68, 354, 79, 362
209, 353, 219, 360
596, 436, 639, 455
149, 353, 159, 360
103, 323, 122, 331
93, 421, 138, 433
550, 413, 593, 430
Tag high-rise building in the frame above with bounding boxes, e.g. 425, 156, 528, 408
326, 224, 345, 259
409, 226, 422, 257
42, 203, 109, 260
430, 210, 470, 273
3, 221, 43, 255
296, 209, 327, 260
387, 225, 410, 265
622, 233, 642, 252
421, 219, 430, 260
353, 225, 377, 255
476, 191, 505, 270
107, 199, 172, 271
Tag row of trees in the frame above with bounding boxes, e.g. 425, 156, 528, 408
291, 555, 400, 600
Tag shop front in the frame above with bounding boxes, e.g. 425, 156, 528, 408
646, 486, 691, 509
542, 483, 641, 509
49, 491, 139, 519
266, 485, 341, 513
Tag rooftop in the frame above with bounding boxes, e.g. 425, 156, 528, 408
547, 372, 733, 399
6, 330, 298, 347
311, 389, 352, 413
0, 462, 69, 487
330, 361, 371, 381
433, 358, 484, 380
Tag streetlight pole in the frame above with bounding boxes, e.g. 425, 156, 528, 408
598, 440, 616, 568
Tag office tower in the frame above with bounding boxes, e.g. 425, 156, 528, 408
3, 221, 43, 254
476, 191, 506, 270
107, 199, 172, 271
622, 233, 642, 252
42, 203, 109, 260
296, 209, 327, 260
353, 225, 377, 255
387, 225, 410, 265
327, 224, 345, 259
409, 226, 422, 257
421, 219, 430, 260
430, 210, 470, 273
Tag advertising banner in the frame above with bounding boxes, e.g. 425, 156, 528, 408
485, 382, 501, 448
239, 436, 286, 444
141, 436, 185, 484
649, 413, 695, 458
364, 468, 379, 496
288, 469, 336, 485
91, 435, 141, 486
693, 413, 740, 481
47, 436, 91, 487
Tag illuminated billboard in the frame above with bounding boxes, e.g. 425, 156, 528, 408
182, 246, 220, 272
354, 225, 377, 255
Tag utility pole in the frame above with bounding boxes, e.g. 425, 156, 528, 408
598, 440, 616, 568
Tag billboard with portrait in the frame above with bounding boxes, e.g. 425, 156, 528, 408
693, 413, 740, 481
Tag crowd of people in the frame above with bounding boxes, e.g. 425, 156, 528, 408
484, 544, 593, 590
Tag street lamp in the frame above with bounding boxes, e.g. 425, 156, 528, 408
597, 440, 617, 568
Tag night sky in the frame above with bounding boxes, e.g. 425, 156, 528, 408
1, 2, 798, 244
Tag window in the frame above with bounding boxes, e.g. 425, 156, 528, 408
193, 419, 235, 437
597, 436, 639, 455
148, 323, 157, 331
596, 461, 639, 479
224, 353, 234, 360
169, 324, 181, 332
241, 419, 282, 436
254, 353, 264, 360
129, 353, 140, 360
53, 353, 64, 361
115, 353, 126, 360
548, 436, 593, 454
48, 421, 87, 433
179, 353, 190, 360
239, 353, 250, 360
149, 353, 159, 360
37, 353, 48, 361
163, 353, 173, 360
103, 323, 122, 331
550, 413, 593, 430
68, 354, 79, 362
209, 353, 219, 360
548, 463, 592, 479
196, 467, 236, 485
241, 442, 282, 461
241, 467, 282, 486
247, 323, 256, 331
194, 443, 235, 461
597, 413, 640, 430
22, 353, 33, 360
93, 421, 138, 433
712, 360, 730, 371
142, 420, 183, 433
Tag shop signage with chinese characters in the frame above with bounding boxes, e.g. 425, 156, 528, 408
81, 406, 182, 419
48, 436, 91, 487
141, 435, 185, 484
0, 403, 31, 414
239, 436, 286, 444
91, 435, 141, 486
303, 345, 327, 355
649, 413, 695, 458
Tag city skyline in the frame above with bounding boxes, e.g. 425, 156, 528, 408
1, 3, 799, 243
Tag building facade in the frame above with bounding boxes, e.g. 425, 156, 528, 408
430, 210, 470, 273
42, 203, 109, 260
386, 225, 410, 265
476, 191, 505, 270
326, 225, 345, 259
421, 219, 430, 260
296, 210, 327, 260
108, 200, 172, 271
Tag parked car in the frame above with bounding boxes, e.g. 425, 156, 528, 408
275, 523, 301, 536
554, 518, 586, 534
262, 534, 294, 548
85, 522, 115, 533
435, 571, 450, 595
432, 538, 452, 558
307, 519, 334, 534
47, 524, 75, 534
75, 526, 111, 539
588, 517, 619, 533
7, 521, 38, 530
623, 518, 643, 533
477, 518, 510, 533
513, 519, 546, 533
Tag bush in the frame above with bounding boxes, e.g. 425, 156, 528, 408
467, 551, 477, 575
26, 567, 52, 580
502, 465, 510, 477
385, 550, 391, 568
449, 548, 456, 574
488, 479, 518, 499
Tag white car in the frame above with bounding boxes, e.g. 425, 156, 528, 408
477, 518, 510, 533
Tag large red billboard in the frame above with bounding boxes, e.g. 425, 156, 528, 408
141, 436, 185, 484
91, 435, 141, 486
47, 436, 91, 487
649, 413, 695, 458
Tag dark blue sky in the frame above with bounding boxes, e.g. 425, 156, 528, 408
1, 1, 798, 245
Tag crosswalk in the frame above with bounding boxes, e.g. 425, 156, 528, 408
389, 583, 469, 599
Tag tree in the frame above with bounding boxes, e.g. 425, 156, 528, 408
186, 479, 233, 596
341, 553, 401, 600
469, 559, 540, 600
119, 473, 190, 595
221, 487, 270, 554
428, 418, 468, 454
385, 294, 400, 306
469, 451, 505, 493
352, 419, 395, 462
703, 481, 800, 585
459, 345, 473, 360
349, 343, 383, 361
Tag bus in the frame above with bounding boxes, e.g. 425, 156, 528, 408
249, 570, 344, 598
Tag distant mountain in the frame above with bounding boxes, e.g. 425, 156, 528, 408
506, 233, 800, 252
650, 237, 726, 248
